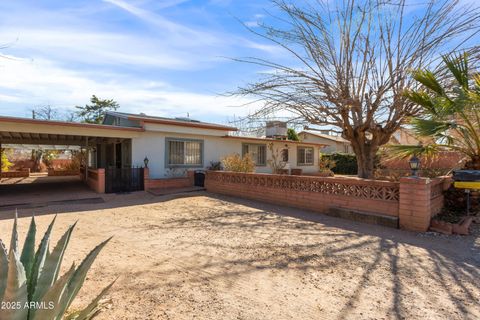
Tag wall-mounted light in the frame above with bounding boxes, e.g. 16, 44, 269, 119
144, 156, 149, 168
409, 155, 420, 177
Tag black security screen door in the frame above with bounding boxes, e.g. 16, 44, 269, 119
105, 167, 144, 193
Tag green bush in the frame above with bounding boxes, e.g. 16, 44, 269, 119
322, 153, 358, 175
322, 153, 385, 175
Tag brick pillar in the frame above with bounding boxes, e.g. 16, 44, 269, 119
399, 177, 432, 232
143, 167, 150, 191
97, 168, 105, 194
187, 170, 195, 186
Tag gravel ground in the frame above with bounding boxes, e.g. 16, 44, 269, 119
0, 191, 478, 320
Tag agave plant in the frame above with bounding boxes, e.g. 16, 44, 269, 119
0, 212, 114, 320
389, 52, 480, 169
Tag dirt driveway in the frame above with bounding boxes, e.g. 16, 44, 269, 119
0, 192, 478, 320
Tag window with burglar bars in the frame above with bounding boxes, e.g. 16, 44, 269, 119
166, 138, 203, 166
297, 147, 314, 165
242, 143, 266, 166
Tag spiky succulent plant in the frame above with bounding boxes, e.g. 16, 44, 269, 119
0, 212, 114, 320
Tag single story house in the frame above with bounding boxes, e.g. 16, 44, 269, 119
0, 112, 327, 192
300, 130, 353, 154
102, 112, 326, 178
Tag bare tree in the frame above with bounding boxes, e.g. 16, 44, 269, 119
32, 105, 80, 122
235, 0, 480, 178
32, 105, 59, 120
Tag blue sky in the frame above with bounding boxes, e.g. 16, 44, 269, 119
0, 0, 284, 124
0, 0, 478, 126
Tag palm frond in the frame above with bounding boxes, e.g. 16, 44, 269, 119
410, 118, 452, 137
386, 144, 444, 160
403, 90, 436, 114
442, 52, 469, 89
412, 70, 444, 95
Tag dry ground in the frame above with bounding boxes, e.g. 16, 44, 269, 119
0, 191, 478, 320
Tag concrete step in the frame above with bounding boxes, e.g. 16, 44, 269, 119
147, 186, 206, 196
327, 207, 399, 228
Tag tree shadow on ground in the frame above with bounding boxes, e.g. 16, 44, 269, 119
129, 193, 479, 320
1, 191, 478, 319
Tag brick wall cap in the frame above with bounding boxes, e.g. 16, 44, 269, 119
399, 177, 431, 184
207, 170, 399, 187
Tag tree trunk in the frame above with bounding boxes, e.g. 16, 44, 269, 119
350, 140, 379, 179
356, 151, 377, 179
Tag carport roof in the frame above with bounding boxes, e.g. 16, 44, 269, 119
0, 115, 144, 146
0, 115, 144, 132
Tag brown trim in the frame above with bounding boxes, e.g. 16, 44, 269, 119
222, 135, 327, 147
127, 115, 237, 131
0, 116, 145, 132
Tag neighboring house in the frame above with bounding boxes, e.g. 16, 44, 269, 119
101, 112, 326, 178
388, 127, 433, 145
299, 130, 353, 154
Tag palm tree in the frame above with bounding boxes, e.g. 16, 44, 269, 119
390, 53, 480, 169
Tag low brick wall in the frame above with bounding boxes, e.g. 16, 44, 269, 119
48, 169, 79, 176
205, 171, 448, 232
144, 168, 195, 191
1, 169, 30, 178
85, 168, 105, 193
206, 171, 400, 217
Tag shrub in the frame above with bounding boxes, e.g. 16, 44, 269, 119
0, 213, 113, 320
65, 150, 86, 172
207, 161, 223, 171
42, 150, 60, 169
267, 143, 287, 173
222, 153, 255, 173
318, 155, 336, 176
322, 153, 358, 175
1, 149, 12, 172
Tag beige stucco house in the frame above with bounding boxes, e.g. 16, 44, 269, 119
0, 112, 327, 188
102, 112, 326, 178
299, 130, 353, 154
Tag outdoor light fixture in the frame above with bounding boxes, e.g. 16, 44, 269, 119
144, 156, 149, 168
409, 155, 420, 177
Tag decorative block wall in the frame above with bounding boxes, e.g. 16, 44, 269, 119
205, 171, 448, 232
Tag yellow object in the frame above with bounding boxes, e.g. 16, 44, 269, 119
454, 181, 480, 189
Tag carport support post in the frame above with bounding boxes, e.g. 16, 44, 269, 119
85, 137, 89, 181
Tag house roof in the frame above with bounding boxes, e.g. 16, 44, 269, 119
222, 135, 328, 147
300, 130, 350, 144
105, 111, 238, 131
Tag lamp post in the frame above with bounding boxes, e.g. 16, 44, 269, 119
143, 156, 149, 168
409, 155, 420, 177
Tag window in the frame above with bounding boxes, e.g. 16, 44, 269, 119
297, 147, 314, 165
242, 143, 267, 166
166, 138, 203, 167
281, 148, 289, 162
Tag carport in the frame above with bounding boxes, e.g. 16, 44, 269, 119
0, 116, 144, 204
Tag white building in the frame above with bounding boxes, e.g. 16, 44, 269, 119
299, 130, 353, 154
102, 112, 326, 178
0, 112, 328, 193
